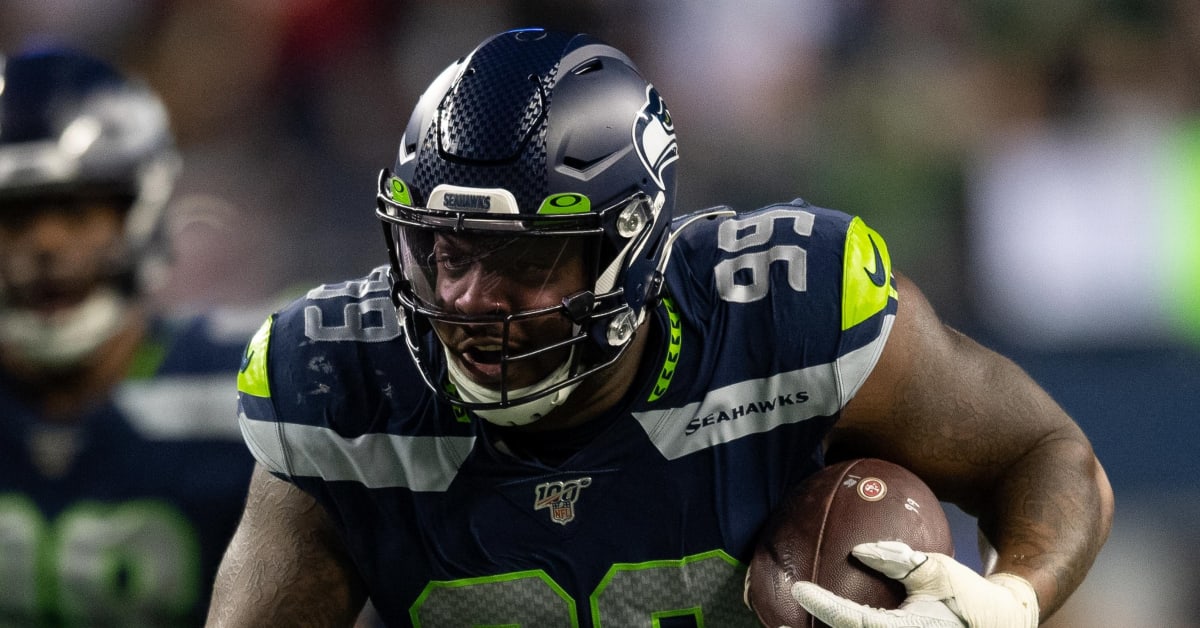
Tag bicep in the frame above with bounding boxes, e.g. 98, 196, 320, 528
832, 273, 1081, 510
206, 464, 366, 628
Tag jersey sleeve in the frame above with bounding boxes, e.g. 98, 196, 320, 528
835, 215, 898, 403
661, 200, 898, 413
235, 313, 291, 476
233, 267, 431, 488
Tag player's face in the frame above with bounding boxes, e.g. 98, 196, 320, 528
0, 197, 125, 317
425, 232, 588, 390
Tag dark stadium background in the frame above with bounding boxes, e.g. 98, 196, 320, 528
4, 1, 1195, 623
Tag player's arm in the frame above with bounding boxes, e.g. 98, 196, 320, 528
828, 273, 1114, 621
206, 464, 367, 628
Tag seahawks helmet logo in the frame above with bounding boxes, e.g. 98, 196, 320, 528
633, 85, 677, 191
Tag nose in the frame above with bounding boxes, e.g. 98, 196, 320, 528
22, 213, 76, 253
1, 213, 74, 277
439, 264, 508, 316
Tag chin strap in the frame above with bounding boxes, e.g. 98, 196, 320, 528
0, 287, 131, 368
444, 347, 582, 426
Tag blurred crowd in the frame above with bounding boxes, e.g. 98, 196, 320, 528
3, 1, 1197, 324
3, 0, 1197, 624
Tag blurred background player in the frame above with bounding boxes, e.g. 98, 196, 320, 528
0, 48, 256, 626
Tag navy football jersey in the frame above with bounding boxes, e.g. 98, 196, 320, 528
0, 310, 258, 627
237, 200, 898, 626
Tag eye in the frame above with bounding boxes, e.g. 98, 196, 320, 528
430, 238, 462, 267
437, 253, 472, 271
518, 252, 556, 271
430, 245, 467, 272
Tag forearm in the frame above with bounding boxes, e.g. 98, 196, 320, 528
838, 285, 1115, 619
207, 520, 362, 626
942, 333, 1114, 619
821, 274, 1113, 626
978, 431, 1113, 619
951, 335, 1114, 618
207, 466, 366, 627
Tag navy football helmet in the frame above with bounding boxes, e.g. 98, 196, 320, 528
377, 28, 679, 425
0, 48, 179, 366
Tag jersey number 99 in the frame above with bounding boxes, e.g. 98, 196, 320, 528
714, 209, 814, 303
411, 550, 756, 626
0, 495, 199, 625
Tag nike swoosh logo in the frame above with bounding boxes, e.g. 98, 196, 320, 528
864, 235, 887, 288
239, 349, 254, 373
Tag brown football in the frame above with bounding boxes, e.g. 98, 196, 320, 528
746, 458, 954, 627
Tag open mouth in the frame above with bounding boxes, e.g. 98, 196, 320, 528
7, 281, 91, 315
464, 344, 503, 365
436, 315, 577, 391
454, 342, 506, 384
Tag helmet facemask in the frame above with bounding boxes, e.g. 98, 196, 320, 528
379, 171, 664, 425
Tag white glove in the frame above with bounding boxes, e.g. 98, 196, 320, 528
790, 541, 1039, 628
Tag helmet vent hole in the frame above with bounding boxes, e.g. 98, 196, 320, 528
572, 59, 604, 76
562, 152, 613, 172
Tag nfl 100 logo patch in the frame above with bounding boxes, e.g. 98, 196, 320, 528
533, 477, 592, 525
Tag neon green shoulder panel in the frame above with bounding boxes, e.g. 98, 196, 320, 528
842, 217, 897, 331
237, 315, 274, 398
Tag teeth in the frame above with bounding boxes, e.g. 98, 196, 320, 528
475, 344, 502, 352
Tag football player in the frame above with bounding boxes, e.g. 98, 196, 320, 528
210, 29, 1112, 627
0, 48, 256, 625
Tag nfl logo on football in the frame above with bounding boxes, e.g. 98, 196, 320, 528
533, 478, 593, 525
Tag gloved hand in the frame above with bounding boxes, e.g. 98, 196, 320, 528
790, 541, 1039, 628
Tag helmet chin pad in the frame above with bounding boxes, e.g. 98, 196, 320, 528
0, 286, 130, 367
444, 346, 582, 426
